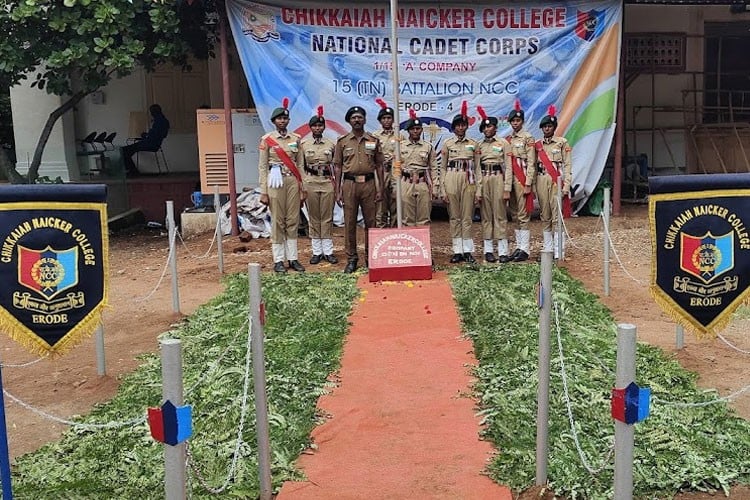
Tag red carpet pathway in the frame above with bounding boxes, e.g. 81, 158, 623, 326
278, 272, 512, 499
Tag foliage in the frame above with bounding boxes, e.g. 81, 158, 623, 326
13, 272, 358, 497
449, 265, 750, 499
0, 0, 216, 183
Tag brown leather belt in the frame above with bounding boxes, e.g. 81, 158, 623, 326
343, 173, 375, 183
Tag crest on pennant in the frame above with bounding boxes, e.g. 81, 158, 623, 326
679, 232, 733, 284
18, 246, 79, 300
649, 174, 750, 338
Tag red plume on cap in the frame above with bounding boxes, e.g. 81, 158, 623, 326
477, 105, 488, 121
547, 104, 556, 117
460, 100, 468, 118
317, 105, 324, 118
375, 98, 388, 110
282, 97, 289, 109
409, 109, 417, 120
514, 99, 521, 112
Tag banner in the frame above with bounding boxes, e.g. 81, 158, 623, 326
649, 174, 750, 338
0, 185, 109, 356
226, 0, 622, 208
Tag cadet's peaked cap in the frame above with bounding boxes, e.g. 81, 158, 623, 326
539, 115, 558, 128
451, 113, 468, 129
377, 106, 394, 120
271, 107, 289, 121
508, 99, 525, 122
345, 106, 366, 122
479, 116, 498, 132
309, 105, 325, 127
405, 117, 423, 130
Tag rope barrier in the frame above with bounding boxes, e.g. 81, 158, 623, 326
135, 228, 177, 302
3, 388, 145, 429
718, 333, 750, 355
0, 353, 48, 368
600, 213, 645, 285
187, 317, 254, 494
552, 298, 614, 475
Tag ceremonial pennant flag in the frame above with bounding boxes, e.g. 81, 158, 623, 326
0, 185, 109, 356
649, 174, 750, 338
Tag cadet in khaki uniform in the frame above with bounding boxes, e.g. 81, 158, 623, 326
475, 106, 513, 263
439, 101, 481, 264
373, 99, 400, 228
334, 106, 385, 273
535, 105, 572, 259
505, 99, 537, 262
400, 109, 437, 226
301, 106, 338, 265
259, 99, 307, 273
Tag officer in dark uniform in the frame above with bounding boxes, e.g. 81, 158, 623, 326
333, 106, 385, 273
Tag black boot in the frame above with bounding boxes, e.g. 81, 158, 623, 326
463, 253, 476, 264
484, 252, 497, 263
512, 250, 529, 262
324, 254, 338, 264
310, 254, 322, 264
344, 260, 358, 273
498, 254, 512, 263
273, 261, 287, 273
449, 253, 464, 264
289, 260, 305, 272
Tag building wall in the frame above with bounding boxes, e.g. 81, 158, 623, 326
624, 5, 750, 174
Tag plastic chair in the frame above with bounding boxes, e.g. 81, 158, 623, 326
137, 146, 169, 174
92, 132, 108, 151
103, 132, 117, 151
80, 131, 97, 152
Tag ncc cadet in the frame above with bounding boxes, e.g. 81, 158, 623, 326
258, 98, 307, 273
400, 109, 437, 226
334, 106, 385, 273
440, 101, 480, 264
373, 98, 400, 228
535, 105, 573, 259
505, 99, 537, 262
300, 106, 338, 265
475, 106, 513, 263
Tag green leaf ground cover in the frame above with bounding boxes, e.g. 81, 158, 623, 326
12, 272, 357, 498
449, 265, 750, 499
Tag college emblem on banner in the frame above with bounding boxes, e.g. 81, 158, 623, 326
18, 246, 79, 300
0, 185, 108, 356
575, 10, 603, 42
649, 174, 750, 337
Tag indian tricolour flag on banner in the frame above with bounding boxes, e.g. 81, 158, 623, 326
226, 0, 622, 208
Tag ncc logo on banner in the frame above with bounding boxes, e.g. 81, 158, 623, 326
649, 174, 750, 337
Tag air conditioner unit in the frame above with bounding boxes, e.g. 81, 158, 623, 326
196, 108, 265, 194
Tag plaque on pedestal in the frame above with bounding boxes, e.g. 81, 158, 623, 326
368, 227, 432, 282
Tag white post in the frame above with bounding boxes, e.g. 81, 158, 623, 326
676, 324, 684, 349
603, 187, 611, 296
166, 201, 180, 313
556, 176, 564, 261
95, 325, 105, 376
249, 264, 272, 500
614, 323, 636, 500
536, 250, 553, 485
389, 0, 403, 228
214, 185, 224, 274
160, 338, 186, 500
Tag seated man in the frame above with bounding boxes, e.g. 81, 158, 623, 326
122, 104, 170, 175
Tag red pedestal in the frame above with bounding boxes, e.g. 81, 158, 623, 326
368, 227, 433, 282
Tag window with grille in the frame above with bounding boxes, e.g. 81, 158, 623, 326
625, 33, 686, 73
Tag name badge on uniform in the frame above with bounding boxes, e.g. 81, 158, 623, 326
492, 146, 503, 153
365, 141, 376, 151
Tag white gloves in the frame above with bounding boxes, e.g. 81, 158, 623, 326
268, 166, 283, 189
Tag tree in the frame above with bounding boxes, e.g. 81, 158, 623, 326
0, 0, 216, 183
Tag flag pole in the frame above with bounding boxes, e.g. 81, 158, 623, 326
389, 0, 403, 228
0, 363, 14, 499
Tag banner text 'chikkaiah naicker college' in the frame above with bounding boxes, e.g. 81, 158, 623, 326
227, 0, 622, 207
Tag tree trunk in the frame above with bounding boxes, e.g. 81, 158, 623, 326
0, 147, 25, 183
23, 90, 88, 183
